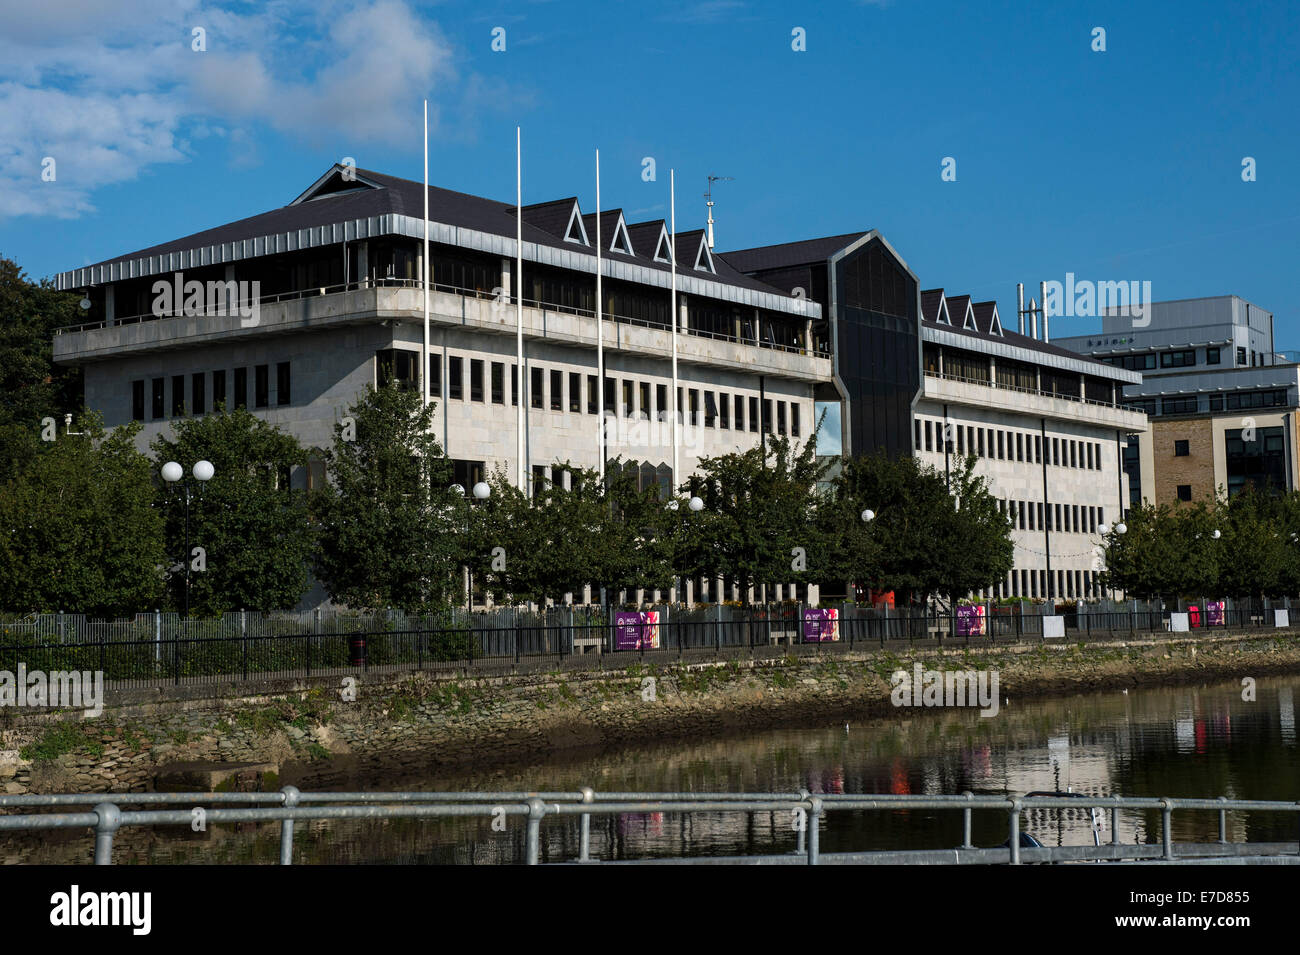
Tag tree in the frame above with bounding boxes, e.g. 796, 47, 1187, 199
686, 436, 831, 603
0, 416, 163, 615
1101, 500, 1221, 600
831, 452, 1012, 605
0, 256, 84, 484
1218, 486, 1285, 598
151, 408, 315, 615
312, 385, 462, 612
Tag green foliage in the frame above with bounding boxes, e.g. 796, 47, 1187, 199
0, 416, 164, 615
312, 385, 463, 612
831, 452, 1013, 603
0, 257, 84, 485
1101, 499, 1220, 599
151, 408, 314, 615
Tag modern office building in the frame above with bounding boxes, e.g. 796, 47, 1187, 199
1055, 296, 1299, 505
913, 289, 1147, 601
52, 163, 835, 605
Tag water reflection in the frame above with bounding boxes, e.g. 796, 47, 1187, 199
5, 675, 1300, 864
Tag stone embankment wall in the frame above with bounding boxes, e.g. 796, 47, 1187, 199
3, 631, 1300, 796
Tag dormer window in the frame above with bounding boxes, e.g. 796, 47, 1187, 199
694, 238, 715, 273
563, 203, 589, 245
610, 215, 633, 255
653, 229, 673, 264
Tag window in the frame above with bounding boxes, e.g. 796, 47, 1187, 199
690, 389, 700, 426
749, 397, 758, 432
233, 369, 247, 411
570, 373, 582, 413
996, 431, 1004, 459
1160, 349, 1197, 368
657, 384, 667, 420
255, 365, 268, 409
705, 391, 718, 428
172, 375, 185, 415
1160, 396, 1198, 415
192, 373, 206, 414
451, 459, 485, 491
1016, 433, 1024, 462
512, 365, 519, 406
550, 369, 562, 411
720, 391, 730, 428
735, 395, 745, 431
1206, 346, 1220, 365
376, 350, 419, 391
1069, 441, 1077, 468
449, 357, 463, 400
1052, 438, 1060, 466
1174, 439, 1189, 457
472, 360, 485, 402
1177, 484, 1192, 501
1085, 443, 1093, 469
276, 362, 290, 406
492, 363, 505, 404
532, 465, 547, 495
763, 399, 774, 434
640, 382, 651, 420
956, 425, 965, 454
430, 355, 441, 398
1018, 501, 1026, 530
1237, 347, 1247, 366
590, 376, 600, 414
791, 404, 800, 437
213, 370, 226, 411
924, 421, 933, 452
531, 367, 544, 409
977, 429, 985, 456
776, 401, 786, 435
132, 381, 145, 421
606, 377, 616, 415
624, 380, 635, 418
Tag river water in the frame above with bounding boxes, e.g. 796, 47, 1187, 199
8, 674, 1299, 864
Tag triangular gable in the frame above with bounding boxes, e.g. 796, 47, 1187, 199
562, 202, 589, 245
975, 301, 1004, 336
921, 288, 949, 324
947, 295, 975, 330
690, 233, 715, 273
609, 212, 633, 255
654, 227, 673, 264
290, 164, 384, 205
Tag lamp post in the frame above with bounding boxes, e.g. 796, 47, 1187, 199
1099, 521, 1127, 603
453, 481, 491, 609
161, 459, 214, 616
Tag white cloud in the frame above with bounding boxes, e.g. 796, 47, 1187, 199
0, 0, 509, 219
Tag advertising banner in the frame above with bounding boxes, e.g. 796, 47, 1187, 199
956, 605, 986, 637
615, 611, 661, 650
802, 608, 840, 642
1206, 601, 1226, 626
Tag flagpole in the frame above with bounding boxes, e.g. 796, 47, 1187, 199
596, 148, 605, 482
422, 100, 430, 409
516, 127, 526, 492
670, 168, 679, 486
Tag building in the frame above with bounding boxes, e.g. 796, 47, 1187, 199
1054, 295, 1299, 505
53, 163, 836, 605
913, 289, 1146, 601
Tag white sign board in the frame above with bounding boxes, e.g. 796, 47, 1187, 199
1276, 609, 1290, 628
1169, 612, 1189, 633
1042, 615, 1065, 639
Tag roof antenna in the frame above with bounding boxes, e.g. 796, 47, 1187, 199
705, 175, 734, 249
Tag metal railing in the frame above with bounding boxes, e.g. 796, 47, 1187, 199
924, 369, 1122, 409
2, 789, 1297, 865
2, 603, 1294, 690
54, 280, 830, 358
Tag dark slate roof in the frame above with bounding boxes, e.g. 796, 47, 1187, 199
972, 301, 1001, 336
718, 232, 870, 273
946, 294, 973, 328
921, 288, 946, 323
923, 301, 1115, 370
626, 220, 669, 260
71, 165, 792, 297
520, 197, 583, 242
580, 210, 633, 259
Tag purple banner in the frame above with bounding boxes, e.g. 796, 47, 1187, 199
802, 608, 840, 643
615, 611, 660, 650
956, 605, 986, 636
1206, 601, 1225, 626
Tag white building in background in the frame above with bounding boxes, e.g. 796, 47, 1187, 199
913, 289, 1147, 601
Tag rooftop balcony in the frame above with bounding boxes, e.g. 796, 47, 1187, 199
923, 369, 1149, 431
53, 280, 831, 383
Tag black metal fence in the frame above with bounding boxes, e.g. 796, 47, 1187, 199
1, 600, 1297, 690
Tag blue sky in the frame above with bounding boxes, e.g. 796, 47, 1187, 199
3, 0, 1299, 342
